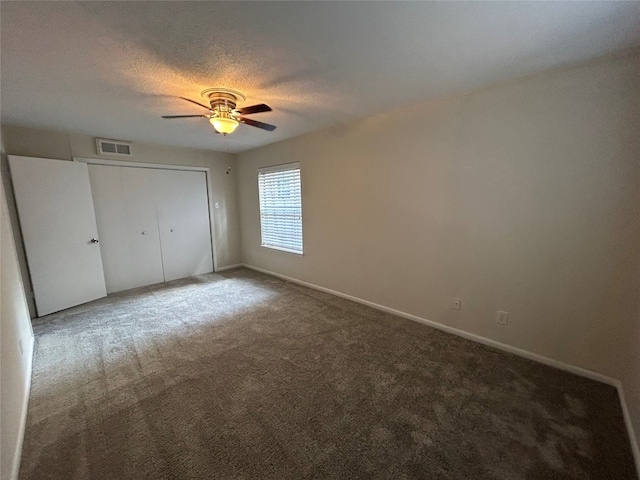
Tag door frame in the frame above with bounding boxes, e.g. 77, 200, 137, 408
74, 157, 219, 273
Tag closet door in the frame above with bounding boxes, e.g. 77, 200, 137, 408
154, 169, 213, 282
89, 165, 165, 293
9, 156, 107, 315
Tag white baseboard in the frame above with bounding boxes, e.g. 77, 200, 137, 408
215, 263, 243, 272
242, 263, 640, 476
618, 382, 640, 477
242, 264, 615, 383
10, 334, 34, 480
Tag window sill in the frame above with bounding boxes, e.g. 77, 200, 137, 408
260, 244, 304, 255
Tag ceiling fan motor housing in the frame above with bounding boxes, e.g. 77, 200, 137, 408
201, 88, 246, 117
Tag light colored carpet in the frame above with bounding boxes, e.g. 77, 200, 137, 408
20, 268, 636, 479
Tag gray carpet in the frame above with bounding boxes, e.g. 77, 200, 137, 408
20, 268, 637, 479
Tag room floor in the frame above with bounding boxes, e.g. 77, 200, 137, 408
20, 268, 636, 479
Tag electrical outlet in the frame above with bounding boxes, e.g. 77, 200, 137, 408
452, 298, 461, 310
497, 311, 509, 325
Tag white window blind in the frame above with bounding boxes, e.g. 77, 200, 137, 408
258, 163, 303, 254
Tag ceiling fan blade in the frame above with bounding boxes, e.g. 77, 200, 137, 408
161, 115, 208, 119
179, 97, 211, 110
239, 117, 277, 131
235, 103, 272, 115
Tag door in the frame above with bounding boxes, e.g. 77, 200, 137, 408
88, 165, 165, 293
9, 156, 107, 316
155, 169, 213, 282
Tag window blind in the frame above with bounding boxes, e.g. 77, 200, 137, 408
258, 163, 303, 254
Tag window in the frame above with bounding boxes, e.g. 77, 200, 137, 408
258, 163, 303, 254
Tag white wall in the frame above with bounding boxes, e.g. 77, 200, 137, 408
1, 130, 35, 480
1, 126, 242, 316
237, 53, 640, 451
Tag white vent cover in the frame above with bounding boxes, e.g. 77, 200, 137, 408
96, 138, 132, 157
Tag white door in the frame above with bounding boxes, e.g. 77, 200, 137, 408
9, 156, 107, 316
155, 169, 213, 282
88, 165, 165, 293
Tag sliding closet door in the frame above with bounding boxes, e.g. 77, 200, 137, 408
154, 169, 213, 282
89, 165, 165, 293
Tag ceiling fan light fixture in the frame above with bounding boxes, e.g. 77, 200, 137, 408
210, 116, 239, 135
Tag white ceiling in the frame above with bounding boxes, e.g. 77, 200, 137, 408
2, 2, 640, 153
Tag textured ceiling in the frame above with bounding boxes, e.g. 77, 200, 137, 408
2, 2, 640, 153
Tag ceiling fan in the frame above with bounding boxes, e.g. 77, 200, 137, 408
162, 88, 276, 135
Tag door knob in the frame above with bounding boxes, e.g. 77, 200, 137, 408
90, 238, 99, 243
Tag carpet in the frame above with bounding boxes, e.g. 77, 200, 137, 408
19, 268, 637, 479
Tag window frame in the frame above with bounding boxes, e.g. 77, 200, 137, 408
257, 162, 303, 255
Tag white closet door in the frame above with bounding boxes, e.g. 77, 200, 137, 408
88, 165, 165, 293
9, 156, 107, 316
154, 169, 213, 282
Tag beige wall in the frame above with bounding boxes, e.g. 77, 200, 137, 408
623, 269, 640, 463
1, 130, 35, 480
1, 125, 242, 314
237, 53, 640, 450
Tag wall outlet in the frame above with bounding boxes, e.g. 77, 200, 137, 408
452, 298, 461, 310
497, 311, 509, 325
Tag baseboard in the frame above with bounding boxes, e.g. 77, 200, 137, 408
10, 334, 34, 480
215, 263, 243, 272
618, 382, 640, 477
243, 263, 640, 475
242, 264, 616, 384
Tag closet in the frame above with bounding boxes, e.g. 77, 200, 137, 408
9, 156, 214, 315
88, 164, 214, 294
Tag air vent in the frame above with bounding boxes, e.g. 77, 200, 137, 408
96, 138, 132, 157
